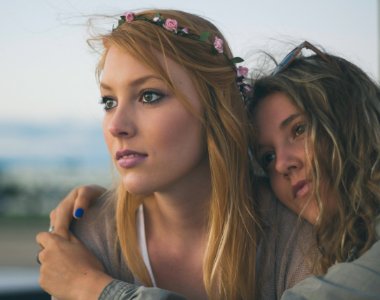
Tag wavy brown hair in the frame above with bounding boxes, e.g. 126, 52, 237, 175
92, 9, 260, 299
249, 50, 380, 273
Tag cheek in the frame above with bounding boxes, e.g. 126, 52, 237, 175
149, 111, 205, 157
270, 174, 295, 211
102, 117, 113, 152
270, 175, 289, 201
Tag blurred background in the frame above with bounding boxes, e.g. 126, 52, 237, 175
0, 0, 379, 298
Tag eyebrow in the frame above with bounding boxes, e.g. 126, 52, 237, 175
100, 75, 164, 91
256, 113, 304, 150
279, 113, 303, 129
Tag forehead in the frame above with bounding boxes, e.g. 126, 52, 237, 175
101, 45, 202, 112
101, 45, 191, 88
254, 92, 299, 124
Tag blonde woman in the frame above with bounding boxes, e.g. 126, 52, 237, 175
37, 9, 265, 300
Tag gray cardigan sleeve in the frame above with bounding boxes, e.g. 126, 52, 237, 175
99, 280, 187, 300
281, 220, 380, 300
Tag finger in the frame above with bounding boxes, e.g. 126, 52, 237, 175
36, 231, 56, 249
73, 185, 106, 219
53, 188, 79, 239
36, 251, 41, 265
49, 209, 56, 233
49, 209, 56, 226
36, 231, 71, 251
67, 231, 81, 244
36, 232, 63, 265
36, 247, 45, 265
53, 185, 106, 239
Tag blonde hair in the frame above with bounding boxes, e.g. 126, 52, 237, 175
250, 52, 380, 273
92, 10, 260, 299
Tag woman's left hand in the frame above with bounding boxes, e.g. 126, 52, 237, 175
36, 231, 113, 300
50, 184, 106, 239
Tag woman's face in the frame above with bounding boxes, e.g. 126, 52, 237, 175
100, 45, 209, 195
254, 92, 320, 224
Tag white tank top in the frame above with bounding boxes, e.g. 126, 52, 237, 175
136, 205, 157, 286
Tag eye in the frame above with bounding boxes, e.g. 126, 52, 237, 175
141, 90, 164, 104
260, 151, 276, 170
100, 97, 117, 111
293, 123, 307, 137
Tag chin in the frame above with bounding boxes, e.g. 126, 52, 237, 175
121, 176, 154, 196
301, 213, 318, 225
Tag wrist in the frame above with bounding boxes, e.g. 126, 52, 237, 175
77, 270, 113, 300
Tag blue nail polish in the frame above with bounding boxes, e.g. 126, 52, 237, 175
74, 208, 84, 218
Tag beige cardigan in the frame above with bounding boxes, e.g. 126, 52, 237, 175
71, 189, 315, 300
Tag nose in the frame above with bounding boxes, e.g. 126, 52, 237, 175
106, 106, 135, 138
274, 146, 302, 176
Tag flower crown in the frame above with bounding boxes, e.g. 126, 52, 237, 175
114, 12, 252, 102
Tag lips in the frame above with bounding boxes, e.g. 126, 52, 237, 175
292, 180, 310, 198
115, 149, 147, 168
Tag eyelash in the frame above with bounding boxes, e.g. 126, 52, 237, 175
140, 90, 164, 104
99, 96, 117, 111
99, 90, 165, 111
259, 152, 275, 170
293, 122, 307, 137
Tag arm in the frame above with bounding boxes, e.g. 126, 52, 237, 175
36, 232, 187, 300
41, 186, 187, 300
100, 281, 187, 300
281, 239, 380, 300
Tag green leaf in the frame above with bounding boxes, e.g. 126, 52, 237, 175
230, 57, 244, 64
199, 32, 210, 42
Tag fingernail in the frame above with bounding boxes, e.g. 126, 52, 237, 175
74, 208, 84, 219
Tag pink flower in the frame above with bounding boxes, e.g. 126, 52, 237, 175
213, 36, 224, 54
123, 12, 135, 23
163, 18, 178, 32
237, 66, 249, 78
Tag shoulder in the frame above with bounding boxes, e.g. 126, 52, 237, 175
282, 225, 380, 300
70, 189, 116, 241
256, 182, 315, 298
70, 190, 134, 282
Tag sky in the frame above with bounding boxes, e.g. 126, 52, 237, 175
1, 0, 379, 124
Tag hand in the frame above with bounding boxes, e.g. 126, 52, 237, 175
36, 231, 113, 300
50, 185, 106, 239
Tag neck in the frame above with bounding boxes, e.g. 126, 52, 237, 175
143, 161, 211, 239
145, 191, 210, 236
